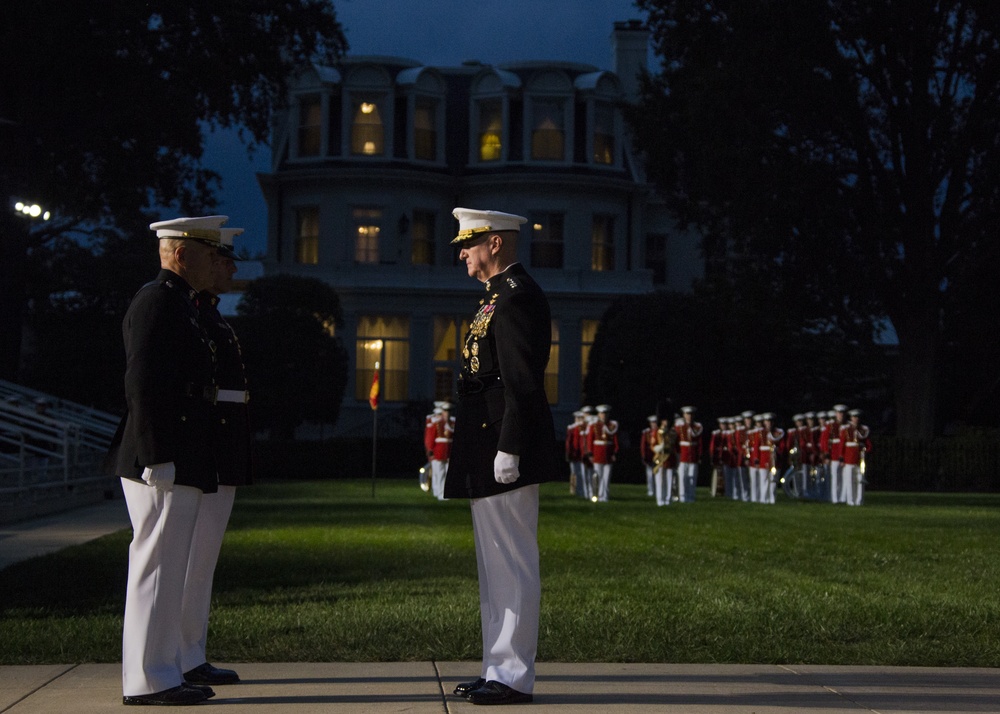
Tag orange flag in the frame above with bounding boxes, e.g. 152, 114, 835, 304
368, 368, 380, 410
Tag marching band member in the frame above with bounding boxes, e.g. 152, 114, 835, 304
565, 411, 586, 496
675, 406, 702, 502
820, 404, 848, 503
639, 415, 659, 497
709, 416, 728, 498
839, 408, 872, 506
746, 414, 764, 503
579, 405, 597, 500
586, 405, 618, 502
761, 413, 785, 504
803, 411, 820, 498
654, 417, 677, 506
430, 402, 454, 500
736, 411, 754, 501
785, 414, 808, 498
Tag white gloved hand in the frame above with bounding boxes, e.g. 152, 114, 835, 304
494, 450, 520, 484
141, 462, 176, 492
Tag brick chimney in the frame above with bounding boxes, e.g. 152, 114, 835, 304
611, 19, 650, 103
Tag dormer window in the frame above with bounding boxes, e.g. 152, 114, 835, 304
298, 95, 322, 157
531, 99, 565, 161
414, 99, 437, 161
351, 98, 385, 156
593, 102, 614, 165
478, 99, 503, 161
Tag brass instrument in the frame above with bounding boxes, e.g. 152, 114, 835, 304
418, 463, 431, 492
652, 422, 676, 470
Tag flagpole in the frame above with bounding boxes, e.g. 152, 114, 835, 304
371, 360, 379, 498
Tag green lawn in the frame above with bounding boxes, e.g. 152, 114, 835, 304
1, 480, 998, 666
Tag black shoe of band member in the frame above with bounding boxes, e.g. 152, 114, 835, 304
122, 684, 207, 706
466, 680, 533, 705
454, 677, 487, 697
183, 662, 240, 685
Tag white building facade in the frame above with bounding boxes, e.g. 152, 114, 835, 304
257, 21, 702, 435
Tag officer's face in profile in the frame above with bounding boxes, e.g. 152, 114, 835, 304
179, 240, 217, 292
459, 234, 495, 282
209, 255, 237, 295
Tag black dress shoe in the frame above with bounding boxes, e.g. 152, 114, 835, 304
182, 683, 215, 699
184, 662, 240, 685
123, 684, 207, 706
467, 680, 533, 705
453, 677, 486, 697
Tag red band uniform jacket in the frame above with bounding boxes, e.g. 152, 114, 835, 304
445, 264, 560, 499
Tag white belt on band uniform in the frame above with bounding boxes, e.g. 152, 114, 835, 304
846, 441, 858, 446
680, 441, 691, 446
760, 446, 772, 451
217, 389, 250, 404
594, 440, 608, 445
435, 438, 452, 443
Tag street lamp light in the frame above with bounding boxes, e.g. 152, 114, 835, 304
13, 201, 50, 220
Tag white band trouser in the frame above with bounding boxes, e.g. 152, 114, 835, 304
121, 477, 202, 696
829, 460, 842, 503
471, 484, 540, 694
431, 459, 448, 500
654, 467, 674, 506
678, 462, 698, 502
593, 463, 611, 501
180, 485, 236, 672
840, 464, 863, 506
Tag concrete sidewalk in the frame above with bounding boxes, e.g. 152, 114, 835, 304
2, 503, 998, 712
2, 661, 999, 712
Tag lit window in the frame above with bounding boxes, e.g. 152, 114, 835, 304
356, 315, 410, 403
295, 207, 319, 264
581, 319, 599, 387
298, 96, 322, 157
531, 99, 564, 161
414, 99, 437, 161
593, 102, 614, 165
546, 321, 559, 404
411, 210, 436, 266
353, 207, 382, 263
433, 316, 471, 401
351, 99, 384, 156
530, 213, 564, 269
591, 214, 615, 271
478, 99, 503, 161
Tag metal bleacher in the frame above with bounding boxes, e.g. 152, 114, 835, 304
0, 379, 121, 523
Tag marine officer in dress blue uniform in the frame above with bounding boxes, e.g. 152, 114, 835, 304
445, 207, 560, 706
107, 215, 227, 706
179, 226, 253, 688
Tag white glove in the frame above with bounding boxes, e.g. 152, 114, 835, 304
494, 451, 520, 484
141, 462, 176, 492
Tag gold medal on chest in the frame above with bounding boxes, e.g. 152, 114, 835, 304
470, 356, 480, 373
471, 341, 479, 356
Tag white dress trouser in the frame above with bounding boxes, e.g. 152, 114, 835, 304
829, 460, 842, 503
754, 468, 773, 504
678, 462, 698, 502
180, 485, 236, 673
570, 461, 586, 497
431, 459, 448, 500
594, 463, 611, 502
121, 478, 202, 697
644, 465, 655, 496
654, 467, 674, 506
841, 464, 862, 506
471, 484, 540, 694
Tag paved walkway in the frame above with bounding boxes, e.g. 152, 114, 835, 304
2, 503, 998, 713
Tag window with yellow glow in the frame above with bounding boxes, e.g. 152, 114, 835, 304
351, 99, 384, 156
353, 207, 382, 263
478, 99, 503, 161
530, 213, 564, 269
546, 321, 559, 404
295, 207, 319, 264
433, 316, 471, 401
581, 319, 599, 386
591, 214, 615, 271
356, 315, 410, 402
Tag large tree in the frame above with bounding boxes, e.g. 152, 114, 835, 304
233, 275, 349, 441
629, 0, 1000, 437
0, 1, 347, 378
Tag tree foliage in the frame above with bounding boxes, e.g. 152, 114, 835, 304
234, 275, 349, 440
0, 0, 348, 378
629, 0, 1000, 436
584, 289, 889, 439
